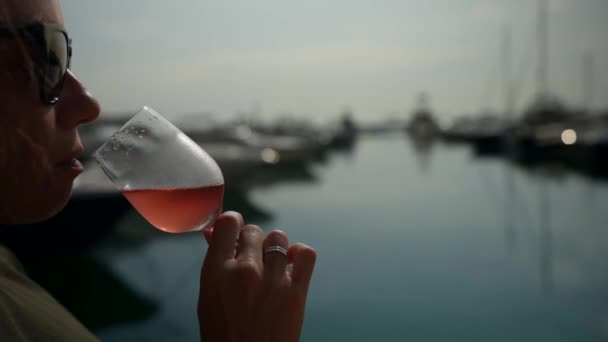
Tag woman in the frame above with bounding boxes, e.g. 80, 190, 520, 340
0, 0, 316, 341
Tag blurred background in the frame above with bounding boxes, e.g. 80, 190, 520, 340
2, 0, 608, 341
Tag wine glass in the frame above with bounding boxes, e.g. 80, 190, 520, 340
94, 106, 224, 233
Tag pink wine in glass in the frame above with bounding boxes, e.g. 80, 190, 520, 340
122, 184, 224, 233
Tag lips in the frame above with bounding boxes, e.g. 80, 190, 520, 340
55, 157, 83, 172
55, 145, 85, 170
56, 158, 81, 167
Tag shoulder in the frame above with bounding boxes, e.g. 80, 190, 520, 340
0, 245, 100, 342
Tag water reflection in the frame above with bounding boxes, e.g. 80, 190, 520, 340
408, 135, 436, 172
5, 135, 608, 341
538, 180, 554, 292
503, 165, 518, 256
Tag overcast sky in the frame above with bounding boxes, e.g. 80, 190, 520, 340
62, 0, 608, 123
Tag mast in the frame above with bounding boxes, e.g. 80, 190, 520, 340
502, 27, 515, 120
582, 53, 594, 111
502, 26, 517, 254
536, 0, 553, 292
537, 0, 549, 98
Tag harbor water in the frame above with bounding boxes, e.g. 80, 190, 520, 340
44, 135, 608, 341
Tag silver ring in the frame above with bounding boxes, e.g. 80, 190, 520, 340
264, 245, 287, 256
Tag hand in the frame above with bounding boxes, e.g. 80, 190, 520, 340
198, 211, 316, 342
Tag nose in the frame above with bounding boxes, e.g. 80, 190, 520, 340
55, 70, 100, 129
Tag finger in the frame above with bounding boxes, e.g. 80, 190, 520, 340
287, 243, 316, 289
237, 225, 264, 264
208, 211, 243, 261
202, 226, 213, 244
263, 230, 289, 281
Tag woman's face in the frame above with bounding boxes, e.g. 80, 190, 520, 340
0, 0, 100, 223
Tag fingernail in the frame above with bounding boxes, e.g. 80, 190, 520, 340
265, 230, 288, 246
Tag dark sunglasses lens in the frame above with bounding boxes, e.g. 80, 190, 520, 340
43, 30, 68, 102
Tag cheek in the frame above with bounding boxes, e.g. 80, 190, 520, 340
0, 125, 52, 191
0, 62, 39, 102
0, 131, 70, 223
0, 107, 64, 222
0, 109, 54, 169
0, 36, 72, 222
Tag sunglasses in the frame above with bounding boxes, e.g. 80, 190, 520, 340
0, 22, 71, 105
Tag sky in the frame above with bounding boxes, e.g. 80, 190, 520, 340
62, 0, 608, 123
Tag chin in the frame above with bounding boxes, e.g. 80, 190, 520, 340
39, 184, 73, 222
8, 181, 73, 224
0, 161, 78, 224
16, 199, 69, 224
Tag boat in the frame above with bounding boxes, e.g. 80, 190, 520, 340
186, 124, 321, 166
406, 93, 440, 140
441, 115, 508, 156
326, 111, 357, 150
469, 115, 509, 156
441, 117, 476, 143
357, 119, 406, 136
